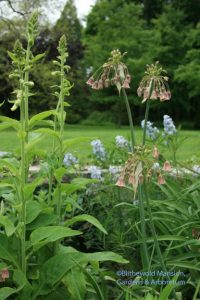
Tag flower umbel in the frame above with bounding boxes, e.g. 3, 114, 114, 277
137, 61, 171, 103
86, 49, 131, 93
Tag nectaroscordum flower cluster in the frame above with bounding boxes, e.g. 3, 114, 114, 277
137, 61, 171, 103
116, 145, 172, 192
86, 49, 131, 93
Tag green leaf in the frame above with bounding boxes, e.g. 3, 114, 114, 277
29, 110, 57, 128
0, 116, 20, 129
31, 53, 45, 63
29, 226, 82, 249
0, 100, 5, 107
0, 287, 17, 299
26, 213, 58, 230
0, 234, 19, 267
159, 274, 179, 300
24, 177, 43, 201
33, 128, 60, 140
7, 51, 18, 62
34, 250, 128, 296
54, 167, 66, 182
65, 214, 107, 234
26, 201, 42, 224
0, 215, 16, 236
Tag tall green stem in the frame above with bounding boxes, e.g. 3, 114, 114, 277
20, 83, 26, 273
54, 54, 65, 253
138, 184, 149, 269
122, 87, 135, 151
141, 92, 178, 299
142, 100, 151, 146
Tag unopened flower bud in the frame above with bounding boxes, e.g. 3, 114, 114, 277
163, 161, 172, 172
153, 146, 159, 159
86, 77, 94, 86
139, 174, 144, 184
116, 177, 125, 187
157, 174, 165, 185
122, 79, 130, 89
128, 175, 135, 185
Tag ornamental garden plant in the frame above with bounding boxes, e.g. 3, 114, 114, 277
0, 13, 200, 300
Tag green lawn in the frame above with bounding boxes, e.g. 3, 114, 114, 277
0, 125, 200, 162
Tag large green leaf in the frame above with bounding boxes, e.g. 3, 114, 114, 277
65, 214, 107, 234
33, 128, 60, 140
0, 215, 15, 236
0, 287, 17, 299
0, 116, 20, 130
29, 110, 57, 129
26, 201, 43, 224
29, 226, 82, 249
26, 213, 58, 230
33, 250, 128, 296
0, 234, 19, 267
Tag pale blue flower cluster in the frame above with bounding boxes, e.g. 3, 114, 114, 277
91, 139, 106, 160
88, 166, 102, 180
115, 136, 129, 148
63, 153, 78, 167
163, 115, 176, 136
141, 120, 160, 140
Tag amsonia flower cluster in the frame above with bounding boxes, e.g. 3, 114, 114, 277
63, 153, 78, 167
88, 166, 102, 180
91, 139, 106, 160
163, 115, 177, 136
115, 135, 129, 148
141, 120, 160, 141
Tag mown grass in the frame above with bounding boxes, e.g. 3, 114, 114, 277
0, 125, 200, 162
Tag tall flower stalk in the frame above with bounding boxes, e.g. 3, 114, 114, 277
138, 63, 178, 299
86, 49, 135, 151
8, 13, 39, 273
52, 35, 72, 252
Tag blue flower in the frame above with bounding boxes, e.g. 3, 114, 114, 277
63, 153, 78, 167
88, 166, 102, 180
141, 120, 159, 140
163, 115, 176, 136
115, 136, 129, 148
91, 139, 106, 160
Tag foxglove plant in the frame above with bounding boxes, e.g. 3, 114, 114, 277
0, 16, 128, 299
87, 49, 135, 151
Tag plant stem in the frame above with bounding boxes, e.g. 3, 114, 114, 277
20, 42, 31, 273
20, 84, 26, 273
138, 184, 149, 269
54, 55, 65, 253
141, 91, 178, 299
143, 182, 178, 300
142, 99, 151, 146
122, 87, 135, 151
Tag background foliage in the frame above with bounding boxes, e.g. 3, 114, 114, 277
0, 0, 200, 127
